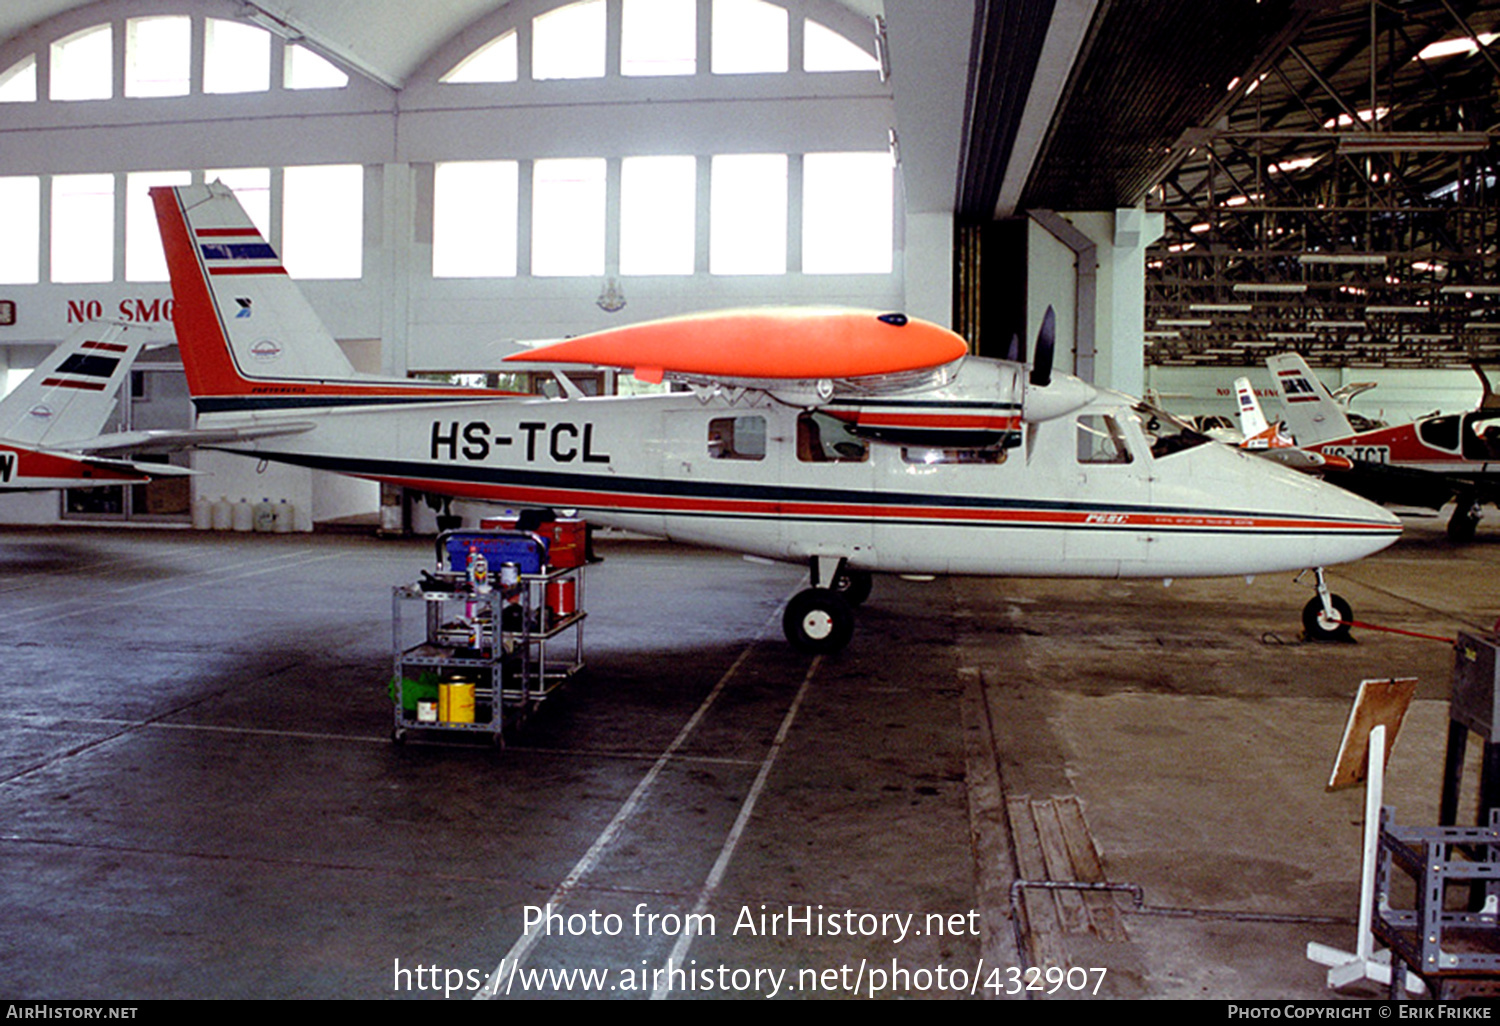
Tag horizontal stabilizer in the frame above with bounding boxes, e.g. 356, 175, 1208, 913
78, 421, 317, 456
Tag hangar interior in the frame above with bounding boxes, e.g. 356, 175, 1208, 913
3, 0, 1500, 1003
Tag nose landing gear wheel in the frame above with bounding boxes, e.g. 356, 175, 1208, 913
1302, 594, 1353, 643
783, 588, 855, 654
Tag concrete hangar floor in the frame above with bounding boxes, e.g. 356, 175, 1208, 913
0, 511, 1492, 1001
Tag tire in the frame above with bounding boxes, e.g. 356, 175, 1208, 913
1448, 498, 1480, 544
831, 567, 873, 606
783, 588, 855, 654
1302, 594, 1353, 643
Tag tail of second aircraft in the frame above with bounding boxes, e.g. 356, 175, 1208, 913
151, 182, 505, 417
1234, 377, 1270, 439
0, 321, 149, 446
1265, 353, 1354, 445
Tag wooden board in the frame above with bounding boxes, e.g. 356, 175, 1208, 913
1328, 677, 1419, 791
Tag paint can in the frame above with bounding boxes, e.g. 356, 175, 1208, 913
440, 681, 476, 723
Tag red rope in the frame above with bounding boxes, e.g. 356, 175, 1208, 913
1342, 619, 1457, 644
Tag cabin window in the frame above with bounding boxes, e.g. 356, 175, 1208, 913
797, 411, 867, 463
1076, 415, 1132, 465
901, 447, 1006, 465
1419, 415, 1461, 452
1464, 413, 1500, 460
1133, 403, 1210, 459
708, 416, 767, 460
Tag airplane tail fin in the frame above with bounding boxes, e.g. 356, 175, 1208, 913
151, 182, 369, 408
0, 321, 148, 446
1233, 377, 1269, 439
1266, 352, 1354, 444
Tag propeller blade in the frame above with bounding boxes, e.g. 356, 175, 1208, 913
1003, 331, 1025, 364
1030, 306, 1056, 388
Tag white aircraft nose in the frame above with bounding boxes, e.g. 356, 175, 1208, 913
1151, 445, 1401, 577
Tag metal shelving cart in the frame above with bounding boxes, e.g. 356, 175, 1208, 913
390, 530, 587, 746
391, 583, 506, 746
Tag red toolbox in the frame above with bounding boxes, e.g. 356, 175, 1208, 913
480, 515, 587, 568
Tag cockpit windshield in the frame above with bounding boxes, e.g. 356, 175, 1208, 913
1131, 402, 1213, 459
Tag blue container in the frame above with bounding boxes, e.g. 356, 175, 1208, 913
440, 530, 548, 575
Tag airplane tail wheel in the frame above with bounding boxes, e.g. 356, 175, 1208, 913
831, 568, 873, 606
784, 588, 855, 654
1302, 594, 1353, 643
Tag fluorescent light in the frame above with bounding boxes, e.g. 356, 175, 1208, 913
1268, 332, 1317, 340
1466, 322, 1500, 330
1314, 320, 1368, 329
1143, 330, 1181, 339
1156, 319, 1212, 327
1442, 285, 1500, 295
1415, 33, 1499, 61
1234, 283, 1307, 294
1298, 253, 1387, 265
1189, 303, 1253, 313
1366, 305, 1428, 314
1339, 132, 1490, 154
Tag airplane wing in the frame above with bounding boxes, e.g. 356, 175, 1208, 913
0, 321, 158, 448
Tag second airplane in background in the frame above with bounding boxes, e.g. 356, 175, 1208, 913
1269, 352, 1500, 542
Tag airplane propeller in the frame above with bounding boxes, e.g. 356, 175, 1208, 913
1030, 306, 1055, 388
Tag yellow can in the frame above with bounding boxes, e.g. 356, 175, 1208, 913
440, 681, 476, 723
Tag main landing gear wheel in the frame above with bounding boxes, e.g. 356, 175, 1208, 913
1448, 496, 1481, 544
1302, 594, 1353, 643
830, 567, 873, 606
783, 588, 855, 654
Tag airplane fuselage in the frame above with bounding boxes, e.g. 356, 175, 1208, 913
1303, 409, 1500, 507
203, 362, 1399, 580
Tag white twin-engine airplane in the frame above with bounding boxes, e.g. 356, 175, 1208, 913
151, 181, 1401, 651
0, 321, 192, 491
